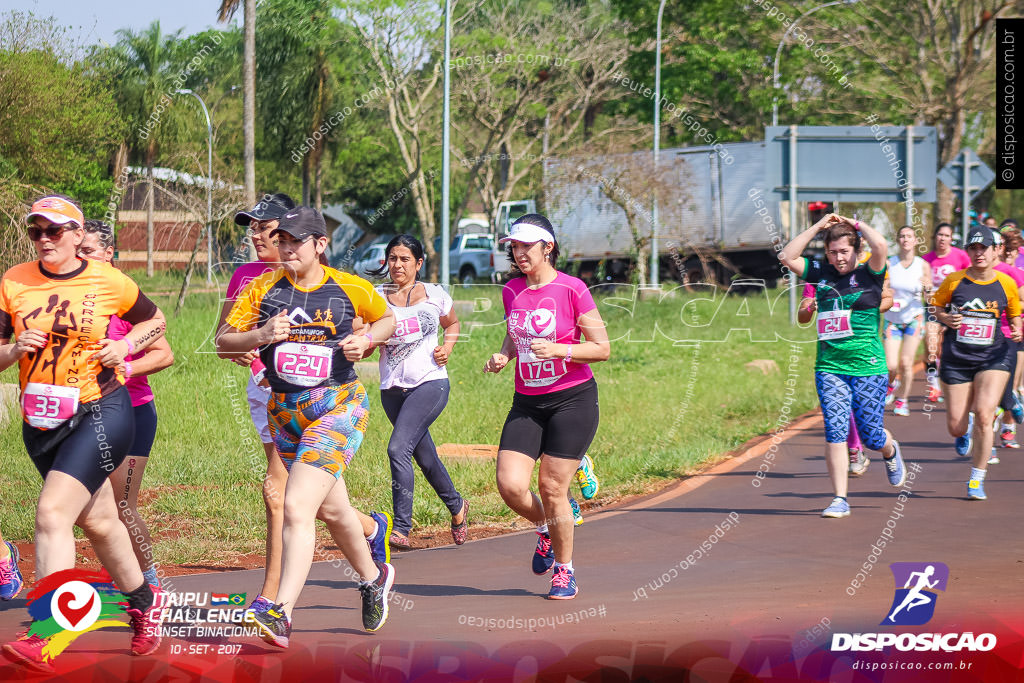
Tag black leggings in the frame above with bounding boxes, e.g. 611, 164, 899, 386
23, 386, 134, 495
1001, 340, 1021, 412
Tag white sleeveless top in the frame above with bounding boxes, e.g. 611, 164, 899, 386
885, 255, 926, 325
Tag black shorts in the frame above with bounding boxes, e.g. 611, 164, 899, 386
22, 386, 134, 495
499, 379, 599, 460
940, 352, 1013, 385
129, 401, 158, 457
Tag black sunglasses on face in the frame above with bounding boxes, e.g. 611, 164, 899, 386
27, 225, 67, 241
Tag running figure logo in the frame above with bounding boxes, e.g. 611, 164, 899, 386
882, 562, 949, 626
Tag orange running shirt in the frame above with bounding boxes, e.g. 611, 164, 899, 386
0, 259, 159, 405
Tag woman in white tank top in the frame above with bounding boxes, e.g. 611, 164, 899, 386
884, 226, 932, 415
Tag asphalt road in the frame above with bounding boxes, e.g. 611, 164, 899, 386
2, 382, 1022, 682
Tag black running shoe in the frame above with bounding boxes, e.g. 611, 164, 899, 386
359, 561, 395, 632
252, 603, 291, 648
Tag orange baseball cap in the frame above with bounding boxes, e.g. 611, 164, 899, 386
27, 196, 84, 228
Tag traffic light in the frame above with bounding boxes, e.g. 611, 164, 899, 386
808, 201, 833, 225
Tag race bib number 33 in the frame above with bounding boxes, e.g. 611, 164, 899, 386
22, 383, 79, 429
274, 343, 333, 386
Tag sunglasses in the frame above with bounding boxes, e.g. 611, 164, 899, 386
27, 225, 67, 241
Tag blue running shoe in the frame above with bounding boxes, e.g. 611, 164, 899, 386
967, 478, 987, 500
0, 542, 23, 601
547, 565, 577, 600
368, 511, 392, 565
821, 497, 850, 518
1013, 391, 1024, 423
955, 414, 974, 456
883, 441, 907, 488
569, 497, 583, 526
532, 531, 554, 575
575, 454, 600, 500
245, 595, 274, 618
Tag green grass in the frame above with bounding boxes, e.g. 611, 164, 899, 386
0, 281, 819, 565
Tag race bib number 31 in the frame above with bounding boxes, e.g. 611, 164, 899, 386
817, 309, 853, 341
956, 317, 996, 346
22, 383, 79, 429
389, 315, 423, 345
274, 343, 333, 386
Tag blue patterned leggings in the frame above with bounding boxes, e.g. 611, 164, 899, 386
814, 372, 888, 450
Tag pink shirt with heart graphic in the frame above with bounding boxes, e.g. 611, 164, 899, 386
502, 272, 597, 395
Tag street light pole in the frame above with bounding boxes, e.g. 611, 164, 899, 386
440, 0, 452, 288
650, 0, 668, 290
176, 89, 213, 284
772, 0, 857, 127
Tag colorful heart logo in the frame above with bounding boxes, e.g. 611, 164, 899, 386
57, 591, 95, 628
51, 582, 102, 632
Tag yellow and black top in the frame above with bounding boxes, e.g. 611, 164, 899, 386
226, 266, 388, 393
931, 270, 1021, 365
0, 259, 158, 405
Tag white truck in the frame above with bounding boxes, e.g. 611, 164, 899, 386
542, 141, 785, 286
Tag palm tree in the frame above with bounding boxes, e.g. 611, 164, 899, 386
217, 0, 256, 207
115, 21, 183, 277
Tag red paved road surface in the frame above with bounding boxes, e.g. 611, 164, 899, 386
2, 384, 1022, 681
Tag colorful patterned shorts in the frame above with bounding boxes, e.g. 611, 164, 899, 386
267, 381, 370, 479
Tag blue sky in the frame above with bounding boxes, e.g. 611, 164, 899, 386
4, 0, 230, 46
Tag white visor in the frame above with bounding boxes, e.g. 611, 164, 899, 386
498, 222, 555, 245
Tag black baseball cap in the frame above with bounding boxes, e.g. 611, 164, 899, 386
966, 226, 999, 248
271, 206, 327, 241
234, 192, 296, 226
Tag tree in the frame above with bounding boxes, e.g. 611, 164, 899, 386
810, 0, 1022, 223
0, 11, 123, 219
217, 0, 256, 208
450, 0, 643, 231
341, 0, 451, 276
114, 21, 187, 276
256, 0, 359, 209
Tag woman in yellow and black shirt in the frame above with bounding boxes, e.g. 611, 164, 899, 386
218, 207, 396, 647
931, 226, 1022, 501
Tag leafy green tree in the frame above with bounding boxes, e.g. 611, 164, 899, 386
113, 20, 189, 275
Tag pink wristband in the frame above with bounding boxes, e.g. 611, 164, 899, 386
565, 344, 573, 363
123, 338, 136, 355
124, 361, 132, 378
364, 332, 374, 344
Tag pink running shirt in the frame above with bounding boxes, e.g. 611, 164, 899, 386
226, 261, 277, 378
107, 315, 153, 407
502, 272, 597, 395
923, 248, 970, 289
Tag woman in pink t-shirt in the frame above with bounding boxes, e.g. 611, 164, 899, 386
484, 214, 610, 600
78, 220, 174, 588
922, 223, 971, 403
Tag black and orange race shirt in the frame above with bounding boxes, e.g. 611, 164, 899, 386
225, 266, 388, 393
0, 259, 158, 405
931, 269, 1022, 365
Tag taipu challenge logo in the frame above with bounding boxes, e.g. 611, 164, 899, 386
23, 569, 127, 663
882, 562, 948, 626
